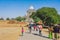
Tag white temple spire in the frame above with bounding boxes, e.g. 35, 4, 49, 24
29, 5, 34, 9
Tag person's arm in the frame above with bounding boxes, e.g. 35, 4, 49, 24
48, 27, 49, 30
59, 28, 60, 33
51, 27, 54, 31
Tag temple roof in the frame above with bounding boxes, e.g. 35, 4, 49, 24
29, 5, 34, 9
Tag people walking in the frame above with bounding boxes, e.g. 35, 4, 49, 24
21, 27, 24, 36
33, 23, 37, 31
33, 25, 36, 31
58, 24, 60, 39
38, 24, 43, 36
29, 23, 32, 33
48, 25, 53, 39
53, 24, 59, 40
58, 24, 60, 38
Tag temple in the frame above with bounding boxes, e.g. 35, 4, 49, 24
25, 5, 35, 22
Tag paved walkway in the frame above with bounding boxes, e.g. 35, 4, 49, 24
19, 30, 53, 40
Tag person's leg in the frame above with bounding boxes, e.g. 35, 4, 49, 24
39, 30, 41, 36
49, 32, 52, 39
40, 30, 42, 36
34, 27, 35, 31
49, 32, 51, 39
58, 33, 60, 39
50, 32, 53, 39
54, 33, 57, 40
29, 27, 30, 33
39, 30, 40, 35
22, 32, 23, 36
58, 29, 60, 39
57, 33, 60, 40
56, 33, 58, 40
30, 27, 31, 33
36, 28, 38, 31
30, 29, 31, 33
56, 33, 59, 40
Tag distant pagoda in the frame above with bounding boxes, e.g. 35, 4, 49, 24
25, 5, 36, 22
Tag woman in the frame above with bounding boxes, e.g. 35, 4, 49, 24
38, 24, 43, 36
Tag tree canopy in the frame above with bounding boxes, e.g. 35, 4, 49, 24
15, 16, 26, 21
31, 7, 60, 26
6, 17, 10, 20
0, 17, 4, 20
15, 16, 22, 21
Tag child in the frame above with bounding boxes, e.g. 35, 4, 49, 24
21, 27, 24, 36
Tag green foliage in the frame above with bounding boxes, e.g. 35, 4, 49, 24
21, 17, 26, 21
6, 17, 10, 20
15, 16, 26, 21
57, 15, 60, 24
0, 17, 4, 20
31, 7, 60, 25
30, 12, 41, 23
15, 16, 22, 21
34, 17, 40, 22
11, 18, 15, 20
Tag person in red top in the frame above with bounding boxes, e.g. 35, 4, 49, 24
34, 26, 36, 30
21, 27, 24, 36
33, 23, 37, 31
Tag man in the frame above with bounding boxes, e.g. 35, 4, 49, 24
58, 24, 60, 39
53, 24, 59, 40
29, 22, 33, 33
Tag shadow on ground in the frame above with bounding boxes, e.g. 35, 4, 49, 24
32, 33, 50, 39
25, 32, 31, 34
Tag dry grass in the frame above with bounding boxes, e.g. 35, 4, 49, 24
0, 27, 20, 40
0, 27, 27, 40
0, 24, 20, 27
0, 20, 28, 40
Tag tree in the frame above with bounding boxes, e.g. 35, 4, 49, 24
31, 7, 60, 26
57, 15, 60, 24
6, 17, 10, 20
15, 16, 22, 21
21, 17, 26, 21
0, 17, 4, 20
11, 18, 15, 20
30, 12, 40, 23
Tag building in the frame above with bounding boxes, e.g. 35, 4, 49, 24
25, 5, 35, 22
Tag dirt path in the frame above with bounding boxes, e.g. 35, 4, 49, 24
19, 30, 53, 40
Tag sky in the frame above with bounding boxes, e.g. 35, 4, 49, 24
0, 0, 60, 19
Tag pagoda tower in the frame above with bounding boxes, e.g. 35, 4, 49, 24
26, 5, 35, 22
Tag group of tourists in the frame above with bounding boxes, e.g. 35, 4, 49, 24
28, 22, 60, 40
21, 22, 60, 40
28, 22, 43, 36
48, 24, 60, 40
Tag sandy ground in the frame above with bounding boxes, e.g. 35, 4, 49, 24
0, 24, 60, 40
0, 26, 27, 40
0, 27, 20, 40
